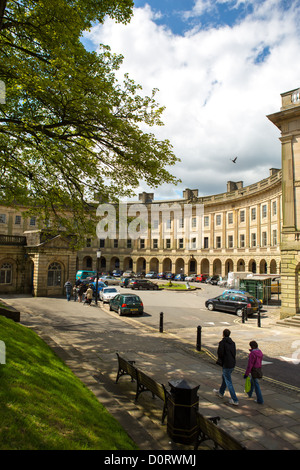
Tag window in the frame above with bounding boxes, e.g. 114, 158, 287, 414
152, 219, 159, 230
228, 213, 233, 225
127, 239, 132, 249
178, 238, 184, 249
228, 235, 233, 248
240, 234, 245, 248
29, 217, 36, 226
86, 238, 91, 247
272, 230, 277, 246
216, 236, 221, 249
113, 239, 118, 248
262, 231, 267, 246
203, 237, 209, 249
251, 233, 256, 247
179, 218, 184, 229
240, 210, 245, 223
262, 205, 267, 218
272, 201, 277, 216
0, 263, 12, 284
166, 218, 171, 230
191, 217, 197, 228
15, 215, 21, 225
216, 214, 221, 226
166, 238, 171, 249
0, 214, 6, 224
140, 239, 145, 249
191, 237, 197, 249
99, 239, 105, 248
47, 262, 62, 287
153, 239, 158, 249
251, 207, 256, 221
204, 216, 209, 227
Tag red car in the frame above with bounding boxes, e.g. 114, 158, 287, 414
195, 274, 208, 282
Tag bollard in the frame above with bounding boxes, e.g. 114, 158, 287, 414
196, 325, 202, 351
159, 312, 164, 333
257, 308, 261, 328
242, 307, 246, 323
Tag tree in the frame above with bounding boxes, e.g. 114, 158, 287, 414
0, 0, 179, 241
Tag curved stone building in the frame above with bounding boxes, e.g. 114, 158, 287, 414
0, 87, 299, 319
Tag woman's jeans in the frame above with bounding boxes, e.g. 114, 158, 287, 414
248, 377, 264, 404
219, 368, 238, 402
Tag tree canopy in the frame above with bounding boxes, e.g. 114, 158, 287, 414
0, 0, 179, 239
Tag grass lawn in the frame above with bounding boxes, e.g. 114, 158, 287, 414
0, 316, 138, 450
161, 283, 196, 290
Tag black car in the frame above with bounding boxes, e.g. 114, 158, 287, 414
206, 275, 220, 285
130, 279, 159, 290
205, 292, 259, 317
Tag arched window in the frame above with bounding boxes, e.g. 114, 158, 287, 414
47, 262, 62, 287
0, 263, 12, 284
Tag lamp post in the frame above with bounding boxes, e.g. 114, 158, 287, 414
95, 250, 101, 305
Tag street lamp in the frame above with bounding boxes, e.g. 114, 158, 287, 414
95, 250, 101, 305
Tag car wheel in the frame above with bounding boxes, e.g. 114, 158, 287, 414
109, 304, 113, 311
236, 308, 243, 317
118, 307, 123, 316
207, 303, 214, 311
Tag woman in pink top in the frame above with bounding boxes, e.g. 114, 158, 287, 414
244, 341, 264, 404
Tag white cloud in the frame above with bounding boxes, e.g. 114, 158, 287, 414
85, 1, 300, 200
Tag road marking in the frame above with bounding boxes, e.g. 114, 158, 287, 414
262, 360, 273, 365
280, 356, 300, 364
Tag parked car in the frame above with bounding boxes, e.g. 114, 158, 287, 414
205, 292, 259, 317
145, 271, 158, 278
112, 269, 123, 277
91, 281, 108, 298
195, 274, 208, 282
100, 287, 119, 303
130, 279, 159, 290
135, 271, 145, 278
206, 275, 220, 285
165, 272, 175, 279
119, 277, 133, 288
185, 275, 197, 281
174, 273, 186, 281
109, 294, 144, 316
223, 289, 263, 309
99, 275, 119, 285
271, 277, 281, 294
157, 272, 166, 279
123, 270, 135, 278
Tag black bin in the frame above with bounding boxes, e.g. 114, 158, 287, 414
167, 379, 200, 444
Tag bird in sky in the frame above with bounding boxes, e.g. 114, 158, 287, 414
230, 156, 238, 163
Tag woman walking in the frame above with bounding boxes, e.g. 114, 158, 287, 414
244, 340, 264, 404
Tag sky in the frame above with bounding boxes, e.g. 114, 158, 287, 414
83, 0, 300, 201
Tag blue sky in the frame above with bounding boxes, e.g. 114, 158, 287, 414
84, 0, 300, 199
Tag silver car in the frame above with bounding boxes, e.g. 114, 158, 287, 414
100, 287, 119, 303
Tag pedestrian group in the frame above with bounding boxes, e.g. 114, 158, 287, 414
214, 328, 264, 405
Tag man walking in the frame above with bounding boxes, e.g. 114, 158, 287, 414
64, 280, 72, 302
213, 329, 239, 406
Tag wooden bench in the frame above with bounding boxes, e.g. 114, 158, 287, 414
115, 353, 169, 424
135, 369, 170, 424
115, 353, 137, 384
194, 412, 247, 450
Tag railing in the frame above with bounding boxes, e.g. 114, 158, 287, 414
0, 235, 27, 246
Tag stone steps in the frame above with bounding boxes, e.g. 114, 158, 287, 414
277, 314, 300, 328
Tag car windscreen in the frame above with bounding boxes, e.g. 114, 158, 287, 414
104, 288, 117, 293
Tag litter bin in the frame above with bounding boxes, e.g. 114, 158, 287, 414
167, 378, 200, 444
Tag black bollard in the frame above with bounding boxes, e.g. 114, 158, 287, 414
159, 312, 164, 333
257, 308, 261, 328
196, 325, 202, 351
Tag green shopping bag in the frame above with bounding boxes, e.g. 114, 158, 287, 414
244, 376, 251, 393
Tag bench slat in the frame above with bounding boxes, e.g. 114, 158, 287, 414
195, 412, 247, 450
